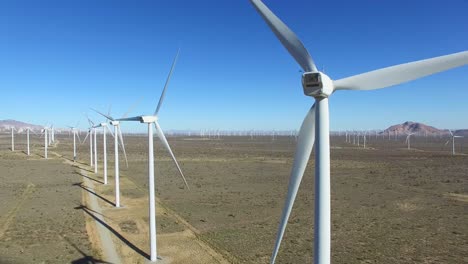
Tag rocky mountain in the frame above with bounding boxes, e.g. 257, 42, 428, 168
0, 119, 43, 133
382, 121, 447, 135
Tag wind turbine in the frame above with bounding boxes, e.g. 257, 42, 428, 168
91, 121, 114, 184
93, 110, 129, 207
25, 127, 37, 156
84, 117, 98, 172
10, 126, 15, 151
41, 126, 49, 159
405, 132, 415, 150
83, 119, 95, 167
249, 1, 468, 263
68, 124, 82, 162
446, 130, 463, 155
99, 50, 189, 262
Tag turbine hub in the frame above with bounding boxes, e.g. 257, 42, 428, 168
302, 72, 334, 98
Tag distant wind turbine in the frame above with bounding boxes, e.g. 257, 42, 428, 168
68, 124, 82, 162
41, 126, 49, 159
446, 130, 464, 155
405, 132, 415, 150
250, 0, 468, 263
10, 127, 15, 151
91, 122, 113, 184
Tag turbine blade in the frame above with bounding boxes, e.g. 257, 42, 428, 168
334, 51, 468, 90
250, 0, 317, 72
82, 132, 90, 145
271, 104, 316, 264
116, 116, 142, 122
76, 132, 82, 144
118, 126, 128, 168
122, 96, 144, 118
107, 104, 112, 122
91, 108, 115, 121
154, 121, 189, 189
107, 126, 115, 139
154, 49, 180, 116
445, 140, 450, 146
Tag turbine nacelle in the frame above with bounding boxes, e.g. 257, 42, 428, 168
110, 120, 120, 126
141, 115, 158, 124
301, 72, 333, 98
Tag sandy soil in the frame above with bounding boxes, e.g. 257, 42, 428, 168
0, 149, 95, 264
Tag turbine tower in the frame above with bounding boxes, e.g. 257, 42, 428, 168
100, 50, 189, 262
92, 122, 113, 184
249, 1, 468, 263
10, 127, 15, 151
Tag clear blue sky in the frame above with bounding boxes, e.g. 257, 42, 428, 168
1, 0, 467, 132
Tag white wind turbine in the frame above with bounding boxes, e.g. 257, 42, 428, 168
100, 50, 189, 262
41, 126, 49, 159
25, 127, 37, 156
84, 118, 98, 173
83, 119, 95, 167
249, 1, 468, 263
68, 124, 82, 162
91, 121, 114, 185
405, 132, 415, 150
93, 107, 130, 207
10, 126, 16, 151
446, 130, 463, 155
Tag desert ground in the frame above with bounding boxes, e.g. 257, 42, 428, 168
0, 131, 467, 263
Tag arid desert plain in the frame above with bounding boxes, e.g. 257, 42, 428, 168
0, 132, 467, 263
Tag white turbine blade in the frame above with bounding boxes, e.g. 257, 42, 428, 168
154, 49, 180, 116
82, 132, 90, 145
449, 129, 453, 136
454, 135, 464, 138
107, 104, 112, 122
154, 121, 189, 189
122, 96, 144, 118
86, 115, 94, 126
76, 132, 82, 144
249, 0, 317, 72
118, 126, 128, 168
445, 140, 450, 146
92, 108, 115, 121
334, 51, 468, 91
116, 116, 142, 122
107, 126, 115, 138
271, 104, 316, 264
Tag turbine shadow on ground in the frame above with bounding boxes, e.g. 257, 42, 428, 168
73, 182, 114, 207
73, 165, 95, 174
75, 204, 150, 260
74, 171, 105, 184
74, 203, 113, 220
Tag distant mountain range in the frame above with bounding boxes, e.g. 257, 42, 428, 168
0, 119, 43, 132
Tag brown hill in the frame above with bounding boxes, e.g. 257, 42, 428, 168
382, 121, 446, 135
